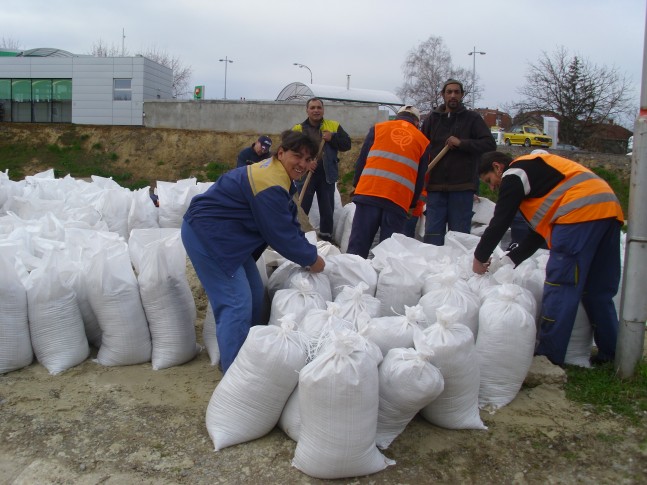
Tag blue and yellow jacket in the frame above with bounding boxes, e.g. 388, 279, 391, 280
292, 118, 352, 183
183, 157, 318, 277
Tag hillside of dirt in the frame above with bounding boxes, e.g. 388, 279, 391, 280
0, 122, 633, 202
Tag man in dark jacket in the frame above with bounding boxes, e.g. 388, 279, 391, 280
292, 97, 352, 241
236, 135, 272, 168
421, 79, 496, 245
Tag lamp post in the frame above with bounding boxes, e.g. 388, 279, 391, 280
467, 47, 486, 109
293, 63, 313, 84
219, 56, 234, 99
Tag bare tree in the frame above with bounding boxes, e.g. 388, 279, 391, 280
398, 35, 475, 114
138, 46, 193, 99
1, 37, 21, 51
90, 39, 127, 57
515, 46, 635, 145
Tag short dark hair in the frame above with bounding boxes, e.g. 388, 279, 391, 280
479, 151, 513, 175
306, 97, 324, 108
278, 130, 319, 157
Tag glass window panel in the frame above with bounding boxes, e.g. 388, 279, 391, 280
32, 80, 52, 102
52, 79, 72, 100
114, 79, 131, 89
113, 78, 132, 101
0, 79, 10, 99
12, 80, 31, 101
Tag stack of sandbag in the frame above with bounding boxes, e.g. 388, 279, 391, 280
324, 253, 378, 299
269, 273, 328, 326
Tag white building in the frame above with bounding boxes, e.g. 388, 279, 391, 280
0, 48, 173, 125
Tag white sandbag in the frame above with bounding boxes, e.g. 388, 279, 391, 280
476, 284, 536, 411
376, 346, 444, 450
92, 187, 132, 240
334, 283, 382, 324
129, 228, 199, 370
266, 260, 301, 300
88, 242, 152, 366
202, 302, 220, 366
333, 202, 353, 246
375, 256, 426, 316
471, 196, 496, 225
205, 317, 308, 451
292, 329, 393, 479
420, 269, 480, 339
287, 270, 332, 303
338, 202, 356, 253
299, 302, 354, 342
269, 275, 327, 326
0, 250, 33, 374
418, 305, 486, 430
24, 253, 90, 375
484, 265, 538, 318
358, 304, 427, 356
157, 178, 197, 229
325, 253, 378, 299
564, 303, 593, 368
128, 186, 159, 233
278, 386, 301, 442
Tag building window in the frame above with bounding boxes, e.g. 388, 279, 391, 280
113, 79, 132, 101
0, 78, 72, 123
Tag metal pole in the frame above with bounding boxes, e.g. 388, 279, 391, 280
615, 7, 647, 378
293, 63, 312, 84
467, 47, 485, 110
219, 56, 234, 99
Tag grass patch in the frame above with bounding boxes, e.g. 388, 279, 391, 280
205, 161, 230, 181
565, 359, 647, 424
590, 166, 630, 215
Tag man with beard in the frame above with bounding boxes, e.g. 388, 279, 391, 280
421, 79, 496, 245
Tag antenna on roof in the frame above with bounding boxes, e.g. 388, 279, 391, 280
122, 28, 125, 56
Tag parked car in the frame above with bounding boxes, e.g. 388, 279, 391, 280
503, 125, 553, 148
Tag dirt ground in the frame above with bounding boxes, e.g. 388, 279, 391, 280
1, 124, 645, 484
1, 264, 646, 485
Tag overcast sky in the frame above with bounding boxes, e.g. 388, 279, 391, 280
4, 0, 646, 118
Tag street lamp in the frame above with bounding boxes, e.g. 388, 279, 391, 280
467, 47, 486, 109
293, 62, 313, 84
219, 56, 234, 99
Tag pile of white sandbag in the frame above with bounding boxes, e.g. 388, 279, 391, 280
0, 170, 207, 375
204, 226, 550, 479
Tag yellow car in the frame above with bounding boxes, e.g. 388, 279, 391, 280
503, 125, 553, 148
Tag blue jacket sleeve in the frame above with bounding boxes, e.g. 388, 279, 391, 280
249, 186, 318, 267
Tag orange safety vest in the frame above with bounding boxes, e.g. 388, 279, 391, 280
511, 154, 624, 247
354, 120, 430, 211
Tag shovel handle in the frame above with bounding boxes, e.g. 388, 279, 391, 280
425, 145, 450, 175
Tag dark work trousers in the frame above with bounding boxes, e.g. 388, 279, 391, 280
536, 218, 621, 365
299, 165, 335, 240
423, 190, 474, 246
346, 203, 407, 259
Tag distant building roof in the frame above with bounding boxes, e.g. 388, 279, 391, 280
276, 82, 403, 111
17, 48, 76, 57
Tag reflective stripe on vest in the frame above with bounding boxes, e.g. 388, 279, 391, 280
354, 120, 429, 211
512, 154, 623, 246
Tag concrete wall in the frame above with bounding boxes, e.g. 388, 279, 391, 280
142, 100, 389, 137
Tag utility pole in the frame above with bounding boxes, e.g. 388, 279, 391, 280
121, 28, 125, 56
467, 46, 485, 109
615, 7, 647, 378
